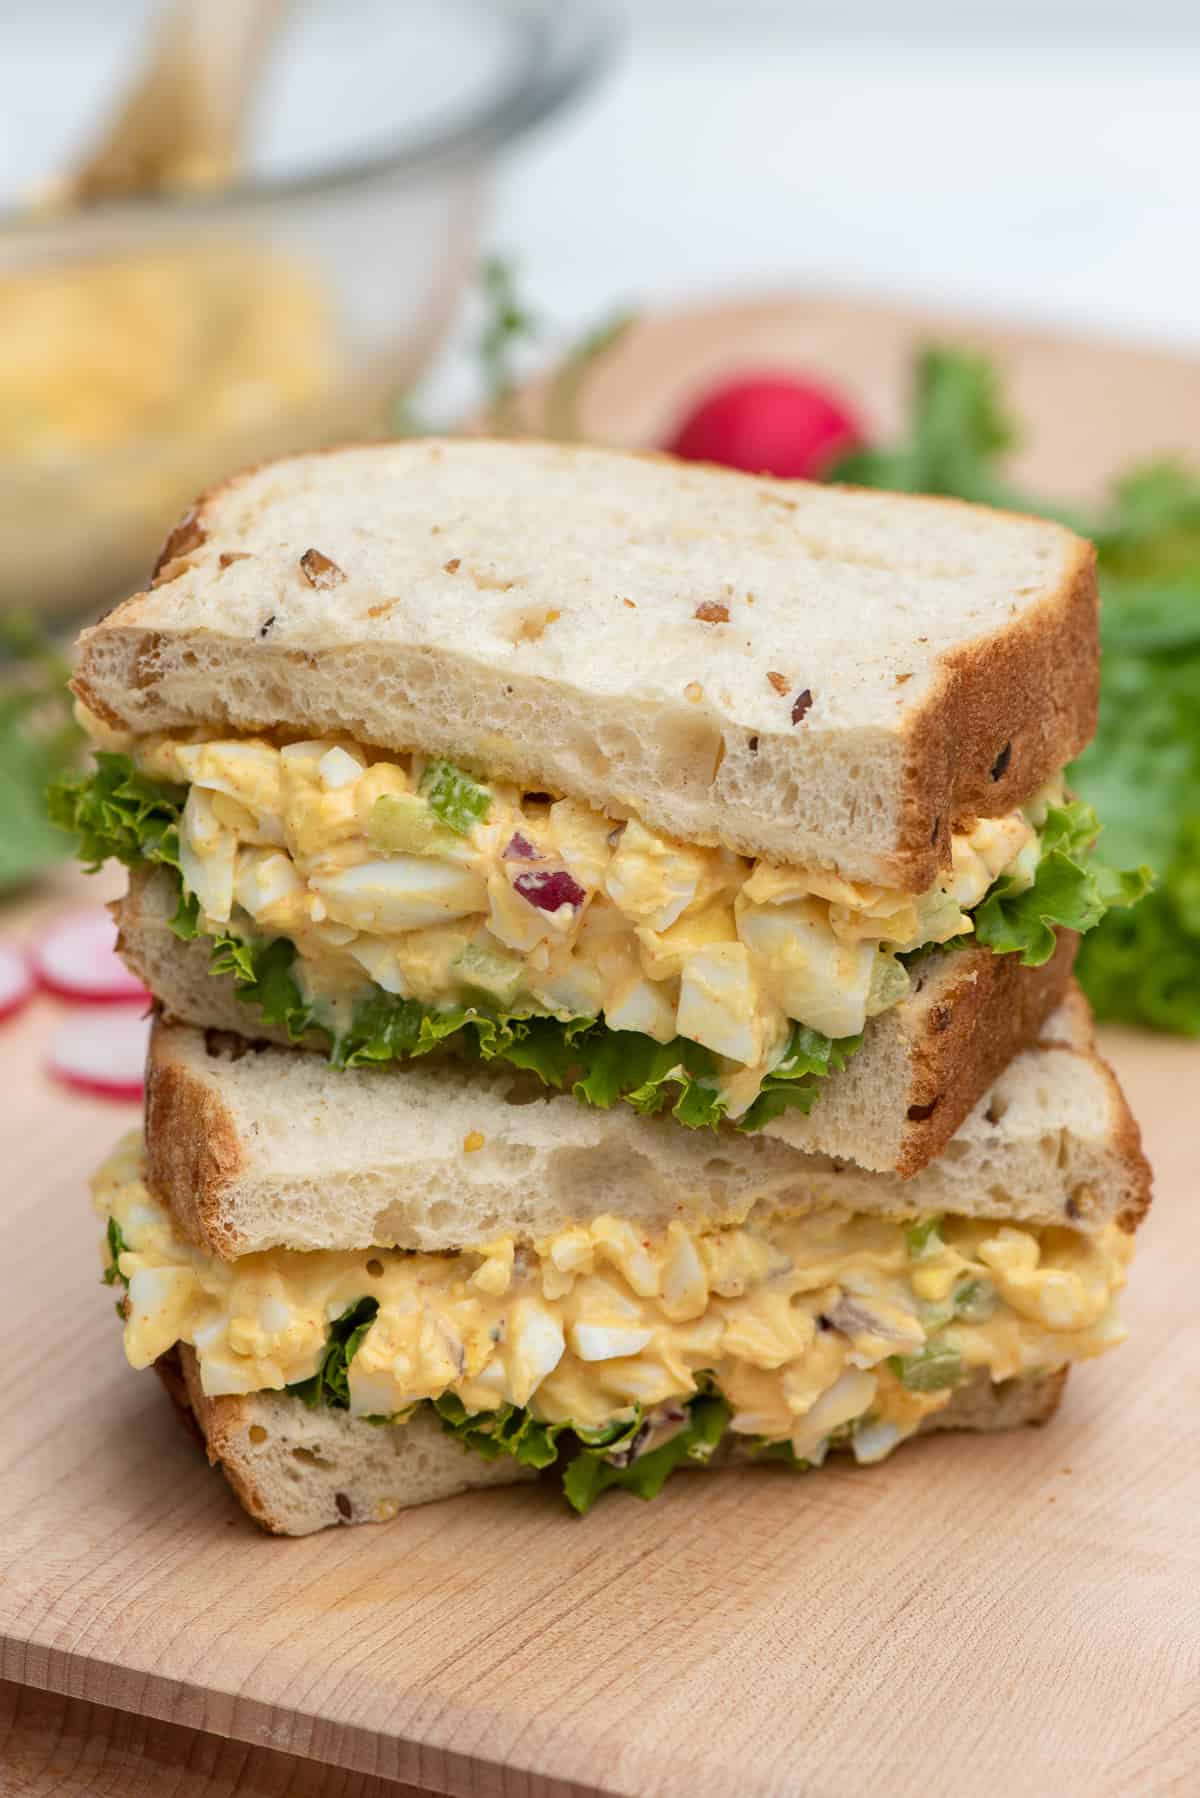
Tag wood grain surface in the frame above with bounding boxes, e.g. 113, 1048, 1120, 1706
0, 1677, 432, 1797
519, 290, 1200, 504
1, 300, 1199, 1798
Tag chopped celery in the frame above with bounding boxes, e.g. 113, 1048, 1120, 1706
420, 761, 493, 834
952, 1278, 997, 1322
866, 952, 911, 1018
916, 1297, 955, 1332
905, 1215, 944, 1260
888, 1341, 964, 1392
454, 941, 525, 1007
368, 792, 460, 856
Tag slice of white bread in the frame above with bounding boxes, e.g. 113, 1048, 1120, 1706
119, 864, 1077, 1180
155, 1347, 532, 1536
143, 988, 1149, 1263
157, 1345, 1066, 1536
73, 440, 1097, 888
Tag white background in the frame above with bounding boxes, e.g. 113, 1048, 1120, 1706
6, 2, 1198, 364
489, 1, 1200, 351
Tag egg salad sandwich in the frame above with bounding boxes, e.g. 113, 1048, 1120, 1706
54, 442, 1147, 1176
95, 989, 1147, 1533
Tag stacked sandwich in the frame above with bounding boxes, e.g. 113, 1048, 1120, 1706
58, 442, 1152, 1532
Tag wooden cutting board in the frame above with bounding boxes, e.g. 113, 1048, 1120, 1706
2, 298, 1199, 1798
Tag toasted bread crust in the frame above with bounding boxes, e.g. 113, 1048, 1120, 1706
917, 1364, 1068, 1435
892, 929, 1078, 1174
159, 1346, 531, 1535
170, 1343, 291, 1532
127, 869, 1074, 1198
73, 441, 1098, 887
898, 534, 1097, 869
155, 1347, 1070, 1535
1088, 1054, 1153, 1234
144, 1030, 247, 1257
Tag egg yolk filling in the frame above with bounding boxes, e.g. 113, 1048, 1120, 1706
96, 1135, 1131, 1485
65, 727, 1093, 1126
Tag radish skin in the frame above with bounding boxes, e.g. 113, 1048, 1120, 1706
47, 1005, 150, 1101
0, 945, 34, 1023
32, 909, 148, 1003
666, 373, 864, 479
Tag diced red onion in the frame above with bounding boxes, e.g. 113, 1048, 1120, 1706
502, 832, 542, 862
513, 868, 586, 912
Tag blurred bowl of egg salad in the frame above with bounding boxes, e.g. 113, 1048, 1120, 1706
0, 0, 615, 618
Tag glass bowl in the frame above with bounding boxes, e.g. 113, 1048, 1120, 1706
0, 0, 616, 619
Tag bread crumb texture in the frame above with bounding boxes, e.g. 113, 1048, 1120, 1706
77, 442, 1096, 884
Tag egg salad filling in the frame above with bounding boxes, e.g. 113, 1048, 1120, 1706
96, 1135, 1131, 1512
53, 730, 1145, 1129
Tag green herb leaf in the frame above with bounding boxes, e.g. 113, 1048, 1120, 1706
102, 1216, 129, 1288
478, 256, 540, 434
545, 307, 636, 442
286, 1298, 379, 1409
419, 760, 493, 835
388, 256, 636, 443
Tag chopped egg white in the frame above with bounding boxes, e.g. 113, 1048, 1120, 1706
95, 1134, 1132, 1460
124, 731, 1061, 1117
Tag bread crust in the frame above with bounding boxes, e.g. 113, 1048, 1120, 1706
158, 1346, 532, 1534
889, 928, 1079, 1174
154, 1348, 1069, 1535
126, 868, 1076, 1200
72, 440, 1098, 888
144, 1034, 247, 1257
136, 980, 1151, 1266
1085, 1052, 1153, 1235
897, 534, 1097, 867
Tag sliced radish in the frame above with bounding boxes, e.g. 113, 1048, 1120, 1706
48, 1005, 150, 1101
32, 908, 148, 1003
0, 944, 34, 1023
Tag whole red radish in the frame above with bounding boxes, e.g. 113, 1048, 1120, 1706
665, 373, 864, 479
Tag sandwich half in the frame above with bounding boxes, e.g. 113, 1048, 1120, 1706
94, 990, 1149, 1533
57, 442, 1147, 1173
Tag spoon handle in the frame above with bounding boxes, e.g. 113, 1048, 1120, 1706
61, 0, 287, 205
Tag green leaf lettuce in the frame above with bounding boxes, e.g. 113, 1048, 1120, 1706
47, 756, 858, 1129
286, 1297, 379, 1410
970, 800, 1150, 967
829, 354, 1195, 1035
277, 1297, 737, 1514
50, 757, 1146, 1118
